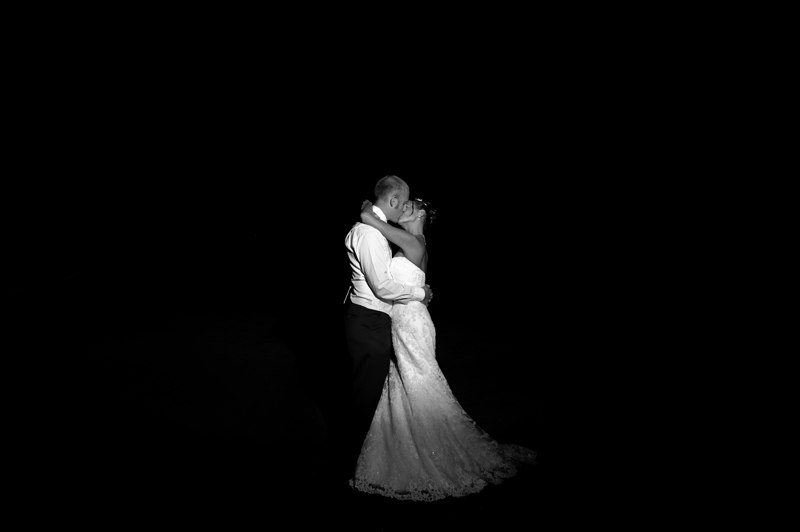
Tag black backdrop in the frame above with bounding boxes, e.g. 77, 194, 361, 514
7, 90, 641, 514
10, 120, 619, 389
2, 19, 668, 521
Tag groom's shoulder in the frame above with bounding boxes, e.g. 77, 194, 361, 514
348, 222, 379, 237
346, 223, 383, 245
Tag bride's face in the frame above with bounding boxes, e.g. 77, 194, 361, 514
398, 201, 415, 224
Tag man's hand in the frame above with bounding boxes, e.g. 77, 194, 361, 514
422, 284, 433, 306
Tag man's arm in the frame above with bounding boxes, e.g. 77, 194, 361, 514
357, 229, 429, 304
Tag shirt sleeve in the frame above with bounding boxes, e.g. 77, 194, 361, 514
357, 229, 426, 303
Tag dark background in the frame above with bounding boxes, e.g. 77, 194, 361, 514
5, 43, 644, 523
1, 7, 703, 523
8, 135, 613, 516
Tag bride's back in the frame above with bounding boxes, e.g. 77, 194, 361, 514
390, 255, 426, 288
394, 244, 427, 273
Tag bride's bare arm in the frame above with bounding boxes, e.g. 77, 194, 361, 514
360, 200, 423, 256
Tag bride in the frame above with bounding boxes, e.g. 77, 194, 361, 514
352, 198, 536, 502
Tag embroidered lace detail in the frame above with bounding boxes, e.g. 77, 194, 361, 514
352, 257, 536, 502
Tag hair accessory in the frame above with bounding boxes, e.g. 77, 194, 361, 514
413, 197, 436, 228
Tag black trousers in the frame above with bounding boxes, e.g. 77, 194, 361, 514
342, 302, 393, 476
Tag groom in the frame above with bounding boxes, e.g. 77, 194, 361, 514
341, 175, 432, 480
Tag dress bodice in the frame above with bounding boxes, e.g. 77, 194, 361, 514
390, 256, 425, 288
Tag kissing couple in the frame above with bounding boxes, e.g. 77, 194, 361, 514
342, 175, 536, 502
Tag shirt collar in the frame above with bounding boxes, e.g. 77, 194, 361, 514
372, 205, 388, 223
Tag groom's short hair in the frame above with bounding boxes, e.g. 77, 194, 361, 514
374, 175, 408, 202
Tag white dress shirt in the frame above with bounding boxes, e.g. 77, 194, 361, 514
344, 205, 426, 315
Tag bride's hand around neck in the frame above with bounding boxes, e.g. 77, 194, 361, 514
361, 199, 378, 220
359, 198, 425, 264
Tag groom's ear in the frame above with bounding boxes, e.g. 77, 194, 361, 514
389, 196, 399, 209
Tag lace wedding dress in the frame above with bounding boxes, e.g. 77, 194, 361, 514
352, 256, 536, 502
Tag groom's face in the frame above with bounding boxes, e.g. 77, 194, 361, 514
398, 201, 415, 224
389, 188, 410, 222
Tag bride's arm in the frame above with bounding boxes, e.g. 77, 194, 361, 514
360, 200, 423, 256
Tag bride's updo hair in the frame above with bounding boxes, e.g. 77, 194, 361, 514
413, 198, 437, 231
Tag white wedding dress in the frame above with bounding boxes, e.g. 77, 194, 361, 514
352, 256, 536, 502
